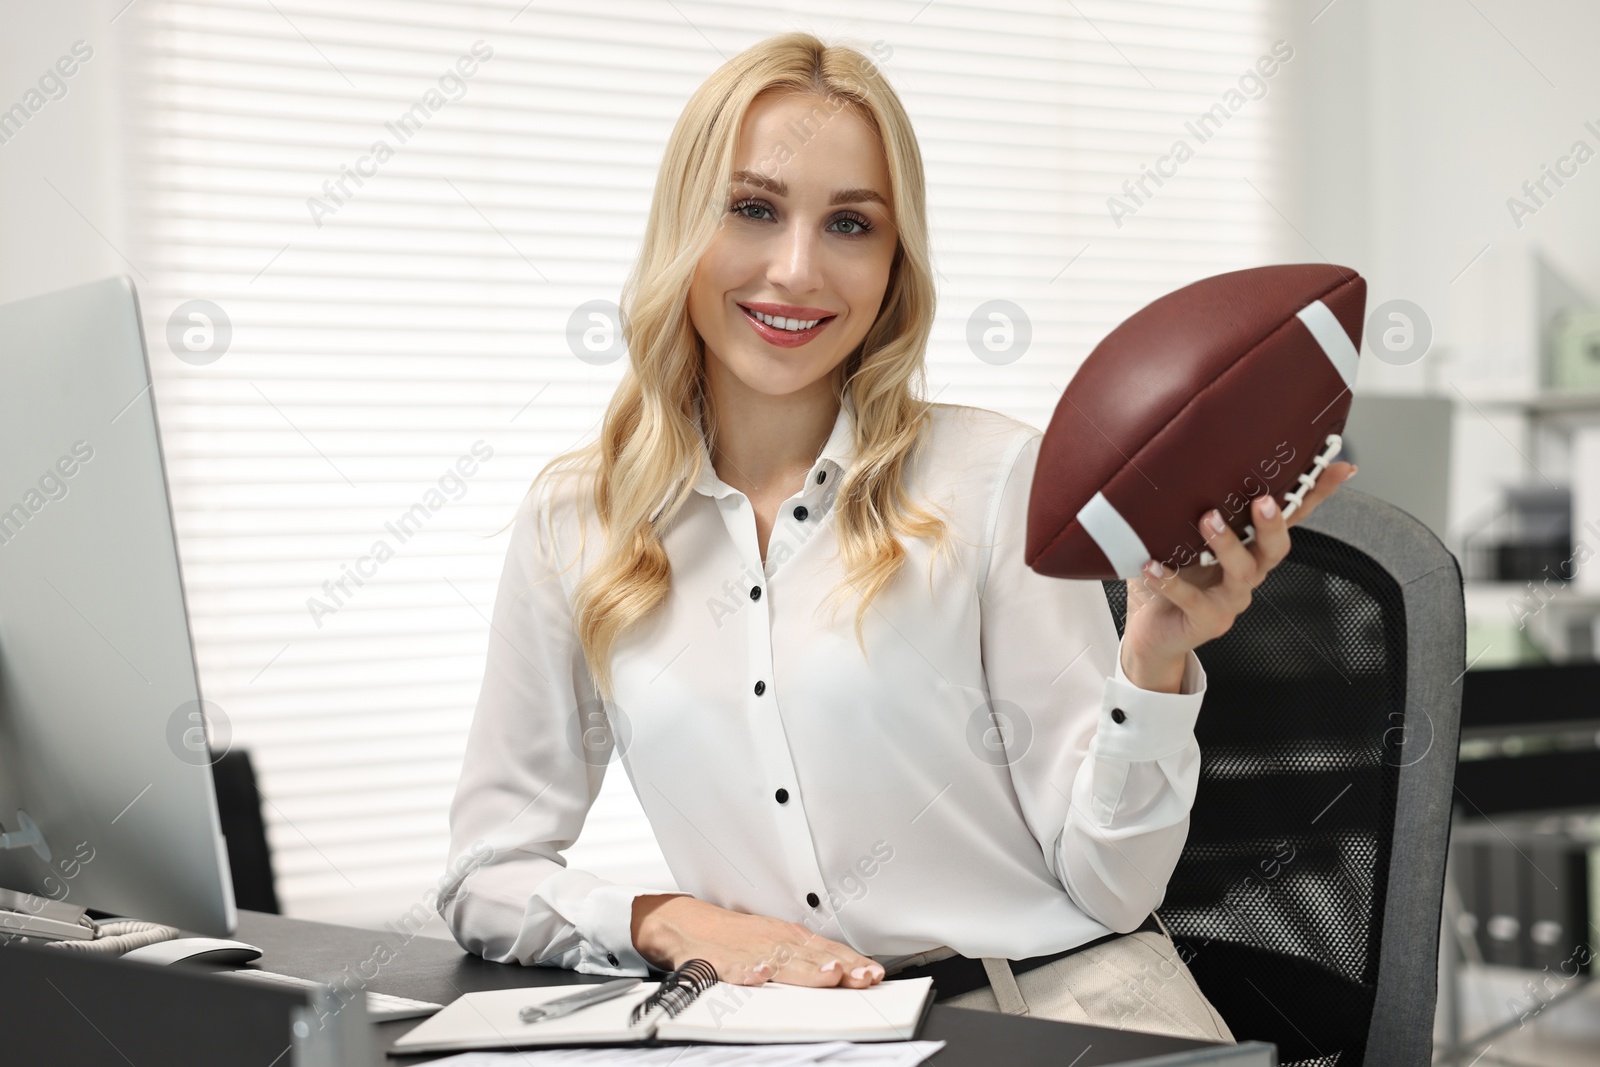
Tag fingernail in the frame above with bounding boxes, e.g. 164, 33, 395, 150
1143, 559, 1169, 579
755, 962, 771, 974
1259, 495, 1278, 519
1207, 510, 1225, 533
820, 960, 838, 973
1348, 465, 1359, 478
850, 966, 868, 980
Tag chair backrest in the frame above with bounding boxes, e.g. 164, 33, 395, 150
211, 747, 281, 914
1103, 488, 1464, 1067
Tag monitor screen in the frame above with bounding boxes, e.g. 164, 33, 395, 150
0, 277, 235, 937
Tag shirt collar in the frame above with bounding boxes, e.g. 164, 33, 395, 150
691, 391, 857, 500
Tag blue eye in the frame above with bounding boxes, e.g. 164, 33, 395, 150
731, 198, 775, 222
830, 212, 873, 236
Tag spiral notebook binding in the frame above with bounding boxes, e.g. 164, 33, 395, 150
1197, 433, 1342, 567
628, 958, 719, 1028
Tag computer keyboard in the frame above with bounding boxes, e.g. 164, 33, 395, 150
219, 968, 443, 1020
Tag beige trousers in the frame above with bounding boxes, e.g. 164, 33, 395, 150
941, 927, 1236, 1043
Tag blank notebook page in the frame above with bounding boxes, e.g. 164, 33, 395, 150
654, 976, 934, 1044
391, 984, 662, 1050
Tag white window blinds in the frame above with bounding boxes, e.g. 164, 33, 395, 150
123, 0, 1279, 928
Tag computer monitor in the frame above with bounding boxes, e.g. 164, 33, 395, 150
0, 276, 235, 937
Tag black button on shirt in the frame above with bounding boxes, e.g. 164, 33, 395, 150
754, 680, 766, 696
775, 788, 789, 803
816, 470, 826, 483
749, 585, 761, 601
806, 892, 820, 908
1111, 707, 1127, 724
607, 952, 619, 966
793, 505, 808, 521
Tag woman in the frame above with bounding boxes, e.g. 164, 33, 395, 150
439, 32, 1353, 1039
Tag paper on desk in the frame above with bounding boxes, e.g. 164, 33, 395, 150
422, 1039, 946, 1066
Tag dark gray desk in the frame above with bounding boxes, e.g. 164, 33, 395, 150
230, 910, 1237, 1064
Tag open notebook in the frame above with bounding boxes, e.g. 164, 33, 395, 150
388, 963, 935, 1056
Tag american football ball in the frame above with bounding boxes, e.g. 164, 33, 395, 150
1025, 263, 1365, 580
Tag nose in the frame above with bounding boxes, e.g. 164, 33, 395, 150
768, 216, 825, 297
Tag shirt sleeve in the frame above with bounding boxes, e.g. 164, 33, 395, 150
437, 477, 687, 976
977, 432, 1206, 934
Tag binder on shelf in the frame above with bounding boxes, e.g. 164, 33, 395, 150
1525, 839, 1592, 975
1483, 839, 1525, 967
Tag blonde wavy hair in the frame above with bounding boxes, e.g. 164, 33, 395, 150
531, 31, 950, 701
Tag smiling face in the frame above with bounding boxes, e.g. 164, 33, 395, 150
688, 90, 898, 403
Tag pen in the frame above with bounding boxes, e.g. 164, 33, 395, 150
519, 977, 642, 1024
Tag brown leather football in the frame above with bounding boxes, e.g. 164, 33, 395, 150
1026, 263, 1365, 580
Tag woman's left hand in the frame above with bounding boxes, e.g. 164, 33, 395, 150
1119, 462, 1358, 693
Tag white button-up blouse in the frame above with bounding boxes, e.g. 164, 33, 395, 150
440, 397, 1207, 978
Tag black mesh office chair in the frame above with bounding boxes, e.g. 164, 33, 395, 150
1103, 488, 1465, 1067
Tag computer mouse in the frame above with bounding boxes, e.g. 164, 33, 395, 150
121, 937, 264, 966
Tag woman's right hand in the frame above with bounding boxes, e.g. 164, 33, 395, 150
630, 893, 886, 989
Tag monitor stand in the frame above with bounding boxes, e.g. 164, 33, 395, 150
1, 811, 97, 941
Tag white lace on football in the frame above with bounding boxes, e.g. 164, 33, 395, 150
1198, 433, 1343, 567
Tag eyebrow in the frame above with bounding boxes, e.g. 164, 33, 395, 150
730, 169, 889, 209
